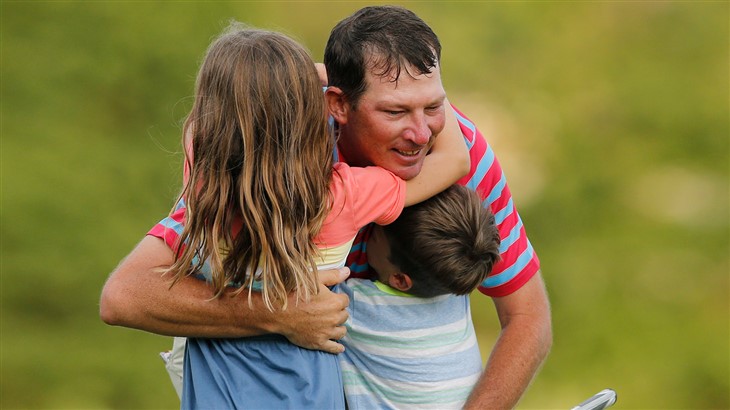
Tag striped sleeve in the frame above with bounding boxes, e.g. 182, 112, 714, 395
453, 106, 540, 297
147, 199, 187, 255
344, 230, 373, 279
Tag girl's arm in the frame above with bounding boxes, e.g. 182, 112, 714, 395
404, 100, 470, 206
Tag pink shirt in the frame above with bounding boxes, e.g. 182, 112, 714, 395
316, 162, 405, 249
148, 162, 406, 270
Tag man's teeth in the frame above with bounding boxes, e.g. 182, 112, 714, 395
397, 149, 420, 156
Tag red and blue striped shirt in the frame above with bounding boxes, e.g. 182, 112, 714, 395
344, 106, 539, 297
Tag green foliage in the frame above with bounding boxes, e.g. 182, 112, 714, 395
2, 2, 727, 409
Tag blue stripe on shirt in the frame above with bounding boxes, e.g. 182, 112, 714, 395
159, 216, 184, 236
499, 216, 524, 253
349, 262, 370, 274
483, 242, 534, 288
492, 198, 514, 226
466, 146, 495, 191
349, 240, 364, 253
485, 172, 506, 206
342, 342, 481, 382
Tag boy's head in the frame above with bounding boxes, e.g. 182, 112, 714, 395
367, 185, 501, 298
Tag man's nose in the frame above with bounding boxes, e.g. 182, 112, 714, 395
404, 113, 431, 145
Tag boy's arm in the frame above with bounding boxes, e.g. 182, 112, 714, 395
464, 272, 552, 409
404, 102, 470, 206
99, 235, 350, 353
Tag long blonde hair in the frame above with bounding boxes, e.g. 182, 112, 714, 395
168, 23, 334, 310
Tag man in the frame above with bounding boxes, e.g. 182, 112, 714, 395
100, 5, 551, 409
322, 7, 551, 408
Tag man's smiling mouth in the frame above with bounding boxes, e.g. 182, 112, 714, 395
396, 149, 421, 156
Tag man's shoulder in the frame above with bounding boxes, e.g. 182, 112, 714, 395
452, 104, 480, 148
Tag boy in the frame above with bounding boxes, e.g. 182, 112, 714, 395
337, 184, 501, 409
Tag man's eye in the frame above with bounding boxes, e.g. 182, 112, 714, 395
386, 110, 404, 115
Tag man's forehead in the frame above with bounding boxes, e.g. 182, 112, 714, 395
365, 57, 440, 85
361, 66, 445, 106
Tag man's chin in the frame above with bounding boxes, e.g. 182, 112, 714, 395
392, 163, 424, 181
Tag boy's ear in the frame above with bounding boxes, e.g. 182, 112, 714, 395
388, 273, 413, 292
324, 86, 349, 125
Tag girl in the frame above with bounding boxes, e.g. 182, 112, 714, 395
156, 22, 469, 409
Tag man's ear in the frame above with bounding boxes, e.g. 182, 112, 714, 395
325, 86, 349, 125
388, 273, 413, 292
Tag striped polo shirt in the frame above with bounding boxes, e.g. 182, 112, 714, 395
344, 105, 540, 297
337, 279, 482, 409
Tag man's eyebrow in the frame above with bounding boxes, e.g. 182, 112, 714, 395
430, 94, 447, 105
376, 94, 447, 109
373, 99, 406, 109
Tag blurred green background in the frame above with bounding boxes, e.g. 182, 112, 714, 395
2, 1, 728, 409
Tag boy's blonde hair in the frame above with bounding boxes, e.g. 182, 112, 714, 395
168, 23, 333, 310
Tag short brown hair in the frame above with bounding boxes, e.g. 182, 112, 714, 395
382, 185, 501, 298
324, 5, 441, 107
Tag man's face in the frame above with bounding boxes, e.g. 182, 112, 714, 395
337, 63, 447, 180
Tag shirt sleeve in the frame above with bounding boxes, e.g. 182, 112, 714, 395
147, 199, 187, 255
452, 105, 541, 297
333, 162, 406, 227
